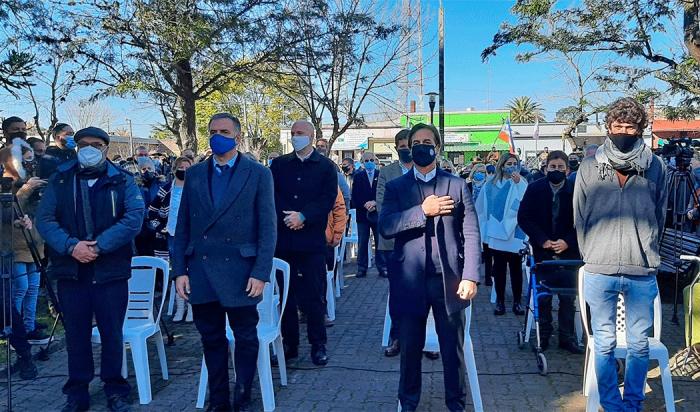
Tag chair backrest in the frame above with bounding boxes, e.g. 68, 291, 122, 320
257, 258, 290, 333
125, 256, 169, 329
330, 244, 340, 272
577, 268, 662, 342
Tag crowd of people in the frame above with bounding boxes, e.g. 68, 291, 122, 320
0, 96, 678, 412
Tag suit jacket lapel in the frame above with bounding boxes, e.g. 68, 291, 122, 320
205, 155, 251, 231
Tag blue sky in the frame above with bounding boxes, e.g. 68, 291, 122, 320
0, 0, 668, 138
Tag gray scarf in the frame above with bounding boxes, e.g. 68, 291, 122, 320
595, 137, 653, 181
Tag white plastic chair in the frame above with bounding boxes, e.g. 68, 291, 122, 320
196, 258, 291, 411
91, 256, 169, 405
326, 245, 339, 321
334, 238, 343, 298
578, 269, 675, 412
392, 302, 483, 412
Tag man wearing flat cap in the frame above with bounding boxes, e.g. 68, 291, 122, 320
37, 127, 145, 412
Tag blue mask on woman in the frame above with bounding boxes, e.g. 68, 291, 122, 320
504, 165, 519, 175
472, 171, 485, 182
209, 133, 237, 156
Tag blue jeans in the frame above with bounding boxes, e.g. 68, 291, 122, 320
12, 262, 40, 332
583, 272, 657, 412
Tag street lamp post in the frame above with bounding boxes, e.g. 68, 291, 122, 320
426, 92, 438, 125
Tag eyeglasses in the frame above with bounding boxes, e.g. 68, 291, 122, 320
77, 142, 107, 150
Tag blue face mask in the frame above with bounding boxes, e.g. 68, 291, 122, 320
64, 135, 76, 150
504, 165, 520, 175
472, 171, 485, 182
364, 160, 376, 171
209, 133, 237, 156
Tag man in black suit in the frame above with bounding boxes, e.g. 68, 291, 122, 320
517, 150, 582, 354
351, 151, 387, 277
271, 120, 337, 366
379, 123, 482, 412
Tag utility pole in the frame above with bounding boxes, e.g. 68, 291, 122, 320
438, 0, 445, 140
126, 118, 134, 155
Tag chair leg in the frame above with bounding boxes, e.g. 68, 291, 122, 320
575, 309, 584, 346
273, 336, 287, 386
524, 295, 534, 344
658, 356, 676, 412
582, 346, 590, 396
130, 340, 152, 405
155, 330, 169, 380
381, 299, 391, 347
334, 270, 341, 298
121, 345, 128, 379
490, 281, 497, 304
257, 343, 276, 412
167, 281, 176, 316
585, 355, 599, 412
463, 335, 484, 412
196, 356, 208, 409
326, 272, 336, 321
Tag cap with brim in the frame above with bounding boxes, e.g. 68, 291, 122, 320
74, 127, 110, 144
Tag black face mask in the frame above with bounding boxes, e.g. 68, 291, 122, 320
175, 170, 186, 181
547, 170, 566, 185
341, 165, 352, 173
9, 131, 27, 141
411, 144, 437, 167
568, 160, 580, 171
398, 148, 412, 164
142, 171, 155, 181
609, 134, 640, 153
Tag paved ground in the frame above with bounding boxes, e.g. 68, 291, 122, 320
1, 260, 699, 411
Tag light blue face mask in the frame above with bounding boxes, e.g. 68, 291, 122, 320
77, 146, 105, 168
64, 135, 76, 150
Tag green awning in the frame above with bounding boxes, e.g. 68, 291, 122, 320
444, 142, 509, 152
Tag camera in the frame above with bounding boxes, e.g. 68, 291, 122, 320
660, 137, 700, 171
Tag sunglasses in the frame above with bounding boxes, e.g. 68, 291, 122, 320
364, 159, 375, 163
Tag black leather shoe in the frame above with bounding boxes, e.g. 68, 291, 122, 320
107, 394, 130, 412
356, 271, 367, 278
494, 302, 506, 316
423, 351, 440, 360
378, 270, 389, 278
384, 340, 400, 357
512, 302, 525, 316
233, 385, 252, 412
61, 400, 89, 412
206, 404, 232, 412
311, 344, 329, 366
559, 340, 584, 354
16, 355, 37, 380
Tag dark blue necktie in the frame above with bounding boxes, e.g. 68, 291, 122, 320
216, 164, 230, 174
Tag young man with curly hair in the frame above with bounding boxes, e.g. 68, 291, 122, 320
574, 97, 667, 412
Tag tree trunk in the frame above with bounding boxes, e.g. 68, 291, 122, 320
175, 60, 198, 153
685, 1, 700, 63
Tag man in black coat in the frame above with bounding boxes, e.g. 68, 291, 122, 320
517, 150, 582, 354
37, 127, 144, 412
40, 123, 77, 179
271, 120, 337, 366
351, 151, 387, 277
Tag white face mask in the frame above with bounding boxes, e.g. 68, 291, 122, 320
78, 146, 105, 168
291, 135, 311, 152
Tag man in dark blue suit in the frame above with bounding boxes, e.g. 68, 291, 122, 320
379, 123, 482, 412
173, 113, 277, 412
351, 151, 387, 277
